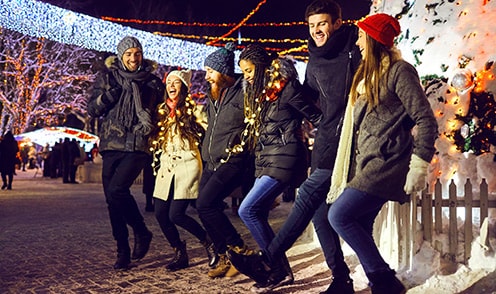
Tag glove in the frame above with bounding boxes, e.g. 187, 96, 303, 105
101, 87, 122, 105
404, 154, 430, 194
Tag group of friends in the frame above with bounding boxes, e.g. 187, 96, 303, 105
86, 1, 438, 293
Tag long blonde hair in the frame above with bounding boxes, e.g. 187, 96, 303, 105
350, 33, 401, 108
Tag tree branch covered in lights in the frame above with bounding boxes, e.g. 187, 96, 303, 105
0, 28, 98, 134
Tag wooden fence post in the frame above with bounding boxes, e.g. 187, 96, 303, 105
464, 179, 473, 264
480, 178, 488, 226
422, 189, 432, 242
448, 179, 457, 262
434, 179, 443, 234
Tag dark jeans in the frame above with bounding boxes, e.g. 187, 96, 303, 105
101, 151, 148, 246
328, 187, 390, 275
196, 163, 246, 254
154, 195, 207, 248
142, 154, 155, 207
265, 168, 350, 278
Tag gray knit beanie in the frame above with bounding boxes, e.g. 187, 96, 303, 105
204, 42, 236, 77
117, 36, 143, 60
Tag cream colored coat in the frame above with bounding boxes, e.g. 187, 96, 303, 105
153, 121, 203, 201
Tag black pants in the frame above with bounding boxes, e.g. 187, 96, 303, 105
101, 151, 148, 246
196, 163, 248, 254
155, 193, 206, 248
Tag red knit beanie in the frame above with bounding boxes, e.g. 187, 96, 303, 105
357, 13, 401, 47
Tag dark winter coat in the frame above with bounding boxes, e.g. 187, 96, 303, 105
348, 60, 438, 203
87, 56, 165, 154
0, 132, 19, 174
303, 25, 361, 171
202, 76, 251, 171
255, 78, 322, 186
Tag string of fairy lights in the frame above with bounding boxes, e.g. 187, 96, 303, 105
0, 0, 218, 70
0, 0, 358, 69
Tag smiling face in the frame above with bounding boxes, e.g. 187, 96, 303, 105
121, 47, 142, 71
166, 76, 184, 101
356, 29, 367, 59
239, 59, 256, 84
307, 13, 341, 47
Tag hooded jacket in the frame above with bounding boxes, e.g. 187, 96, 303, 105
303, 25, 361, 171
87, 56, 165, 154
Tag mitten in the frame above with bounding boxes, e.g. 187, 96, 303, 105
102, 87, 122, 105
404, 154, 430, 194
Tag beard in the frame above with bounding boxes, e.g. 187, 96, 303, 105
209, 83, 221, 101
208, 74, 235, 100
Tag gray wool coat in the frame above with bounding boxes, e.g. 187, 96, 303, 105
347, 60, 438, 204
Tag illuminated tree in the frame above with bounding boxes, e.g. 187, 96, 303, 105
0, 27, 98, 135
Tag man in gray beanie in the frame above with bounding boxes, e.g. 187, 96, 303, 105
87, 35, 165, 271
204, 42, 236, 78
196, 42, 255, 278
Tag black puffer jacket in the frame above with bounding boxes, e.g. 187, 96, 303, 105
304, 25, 361, 171
256, 75, 322, 186
202, 76, 251, 171
87, 56, 165, 154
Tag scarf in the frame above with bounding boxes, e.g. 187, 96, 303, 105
308, 26, 351, 59
166, 98, 177, 118
327, 80, 364, 203
111, 64, 154, 135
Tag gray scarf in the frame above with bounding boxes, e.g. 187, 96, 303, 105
111, 65, 154, 135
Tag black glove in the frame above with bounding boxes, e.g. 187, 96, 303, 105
102, 87, 122, 105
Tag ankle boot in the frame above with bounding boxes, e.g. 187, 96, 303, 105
368, 270, 406, 294
166, 241, 188, 271
201, 236, 217, 268
114, 242, 131, 271
131, 229, 153, 260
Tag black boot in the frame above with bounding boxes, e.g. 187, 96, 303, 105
320, 276, 354, 294
114, 242, 131, 271
227, 249, 271, 284
368, 270, 406, 294
201, 236, 217, 268
250, 255, 294, 293
166, 241, 188, 271
131, 229, 153, 260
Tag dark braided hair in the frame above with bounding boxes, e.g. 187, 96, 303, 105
238, 44, 275, 152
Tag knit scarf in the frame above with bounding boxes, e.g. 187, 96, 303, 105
111, 66, 154, 135
327, 80, 363, 204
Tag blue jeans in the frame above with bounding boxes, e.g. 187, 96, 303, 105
238, 175, 285, 249
265, 168, 350, 278
328, 188, 390, 275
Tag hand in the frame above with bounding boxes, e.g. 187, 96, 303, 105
404, 154, 430, 194
102, 87, 121, 105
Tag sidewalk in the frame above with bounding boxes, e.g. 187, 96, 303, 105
0, 168, 338, 293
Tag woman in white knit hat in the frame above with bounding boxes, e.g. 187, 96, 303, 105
150, 69, 214, 271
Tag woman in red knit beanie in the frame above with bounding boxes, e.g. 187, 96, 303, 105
327, 13, 438, 294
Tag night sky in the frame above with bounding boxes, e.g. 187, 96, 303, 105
37, 0, 371, 53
